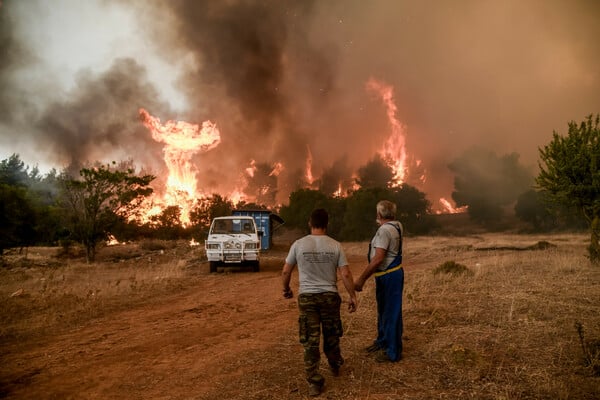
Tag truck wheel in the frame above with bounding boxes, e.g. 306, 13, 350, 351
252, 261, 260, 272
209, 261, 218, 273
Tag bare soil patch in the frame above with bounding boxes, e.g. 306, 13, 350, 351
1, 232, 599, 399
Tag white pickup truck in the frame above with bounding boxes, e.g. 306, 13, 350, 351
204, 216, 261, 272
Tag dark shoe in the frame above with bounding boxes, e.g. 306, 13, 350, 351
308, 383, 322, 396
329, 357, 343, 377
374, 349, 392, 363
365, 343, 382, 353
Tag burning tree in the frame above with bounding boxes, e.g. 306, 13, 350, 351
536, 114, 600, 263
355, 154, 395, 189
189, 194, 234, 230
139, 108, 221, 226
244, 161, 280, 206
59, 163, 155, 262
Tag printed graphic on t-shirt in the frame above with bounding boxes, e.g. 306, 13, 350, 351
302, 251, 336, 264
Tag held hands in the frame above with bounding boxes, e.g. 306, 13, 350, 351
347, 298, 357, 313
283, 287, 293, 299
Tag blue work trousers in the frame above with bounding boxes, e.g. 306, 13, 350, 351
374, 268, 404, 361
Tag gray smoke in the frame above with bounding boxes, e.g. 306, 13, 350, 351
35, 59, 170, 171
135, 0, 337, 201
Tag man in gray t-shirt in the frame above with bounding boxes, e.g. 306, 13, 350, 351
285, 235, 348, 294
282, 209, 357, 397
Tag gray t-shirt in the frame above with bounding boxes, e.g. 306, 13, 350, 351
285, 234, 348, 294
369, 221, 403, 271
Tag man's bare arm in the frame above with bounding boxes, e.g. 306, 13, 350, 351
354, 247, 386, 292
282, 262, 295, 298
339, 265, 357, 312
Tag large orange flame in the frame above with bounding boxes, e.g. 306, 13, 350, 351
139, 108, 221, 225
305, 145, 315, 186
366, 79, 460, 214
366, 78, 408, 186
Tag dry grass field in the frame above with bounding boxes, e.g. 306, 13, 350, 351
1, 230, 599, 399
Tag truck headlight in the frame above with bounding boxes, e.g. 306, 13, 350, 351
245, 242, 259, 250
206, 243, 220, 250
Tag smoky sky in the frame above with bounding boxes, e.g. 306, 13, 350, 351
36, 59, 170, 172
0, 3, 34, 124
1, 0, 599, 208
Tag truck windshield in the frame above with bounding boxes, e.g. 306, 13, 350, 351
211, 219, 255, 234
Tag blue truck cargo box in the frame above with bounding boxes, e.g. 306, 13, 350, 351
232, 210, 284, 250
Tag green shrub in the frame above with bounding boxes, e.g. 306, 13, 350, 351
434, 260, 473, 276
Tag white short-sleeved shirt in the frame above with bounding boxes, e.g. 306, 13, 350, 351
369, 221, 403, 271
285, 234, 348, 294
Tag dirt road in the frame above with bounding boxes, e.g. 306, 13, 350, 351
1, 244, 391, 400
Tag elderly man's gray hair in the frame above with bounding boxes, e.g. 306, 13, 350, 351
377, 200, 396, 219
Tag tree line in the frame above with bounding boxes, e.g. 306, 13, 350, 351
1, 114, 598, 262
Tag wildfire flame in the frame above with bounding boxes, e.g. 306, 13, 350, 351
246, 159, 257, 178
305, 145, 314, 186
439, 197, 468, 214
139, 108, 221, 225
229, 189, 247, 204
134, 77, 460, 221
106, 234, 121, 246
334, 182, 343, 198
269, 162, 284, 177
367, 78, 408, 186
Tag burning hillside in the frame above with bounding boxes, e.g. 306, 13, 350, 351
135, 78, 462, 221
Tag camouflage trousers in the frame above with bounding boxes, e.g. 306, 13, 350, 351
298, 292, 344, 385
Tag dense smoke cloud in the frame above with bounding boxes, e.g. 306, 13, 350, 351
1, 0, 599, 209
136, 0, 340, 201
36, 59, 170, 172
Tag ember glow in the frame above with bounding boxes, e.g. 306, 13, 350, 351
139, 108, 221, 225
